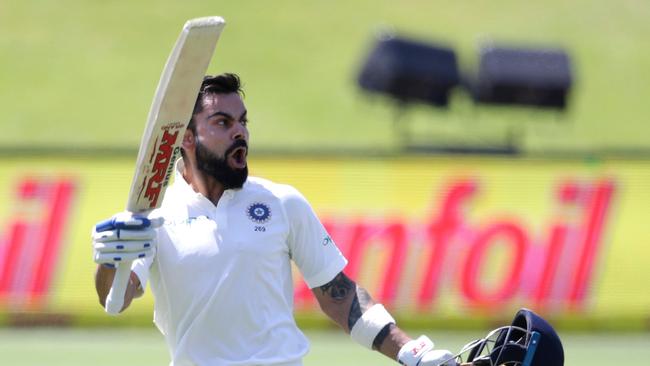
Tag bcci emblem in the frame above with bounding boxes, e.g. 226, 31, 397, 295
247, 202, 271, 224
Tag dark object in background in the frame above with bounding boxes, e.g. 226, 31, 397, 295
473, 46, 573, 109
358, 36, 460, 107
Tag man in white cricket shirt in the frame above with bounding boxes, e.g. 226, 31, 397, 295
93, 73, 458, 366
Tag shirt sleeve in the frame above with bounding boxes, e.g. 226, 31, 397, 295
281, 186, 348, 289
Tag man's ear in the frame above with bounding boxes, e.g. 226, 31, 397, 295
182, 128, 195, 152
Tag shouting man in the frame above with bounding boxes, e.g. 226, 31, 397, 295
93, 73, 457, 366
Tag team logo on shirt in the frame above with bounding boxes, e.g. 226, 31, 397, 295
247, 202, 271, 224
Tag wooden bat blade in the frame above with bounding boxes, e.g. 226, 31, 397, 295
127, 16, 225, 213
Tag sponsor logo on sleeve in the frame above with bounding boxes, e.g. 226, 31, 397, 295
322, 236, 333, 246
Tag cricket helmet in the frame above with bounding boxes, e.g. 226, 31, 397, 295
456, 308, 564, 366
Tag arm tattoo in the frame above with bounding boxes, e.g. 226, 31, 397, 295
348, 287, 372, 330
372, 323, 394, 350
319, 272, 353, 301
318, 272, 375, 331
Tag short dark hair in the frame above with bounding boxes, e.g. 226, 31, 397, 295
181, 73, 244, 161
187, 73, 244, 133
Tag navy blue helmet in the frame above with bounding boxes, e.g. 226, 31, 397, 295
456, 308, 564, 366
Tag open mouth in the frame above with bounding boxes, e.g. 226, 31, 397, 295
228, 146, 248, 169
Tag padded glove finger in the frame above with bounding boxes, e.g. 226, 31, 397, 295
93, 240, 154, 253
93, 249, 154, 264
93, 228, 157, 242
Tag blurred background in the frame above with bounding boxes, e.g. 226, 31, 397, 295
1, 0, 649, 365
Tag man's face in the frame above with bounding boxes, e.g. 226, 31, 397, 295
192, 92, 249, 189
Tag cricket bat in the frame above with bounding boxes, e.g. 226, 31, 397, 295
102, 16, 225, 315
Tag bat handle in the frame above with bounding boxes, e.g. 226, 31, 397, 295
105, 262, 132, 315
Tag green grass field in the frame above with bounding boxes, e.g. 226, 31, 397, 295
0, 327, 648, 365
1, 0, 649, 155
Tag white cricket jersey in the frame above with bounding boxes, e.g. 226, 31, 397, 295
132, 164, 347, 366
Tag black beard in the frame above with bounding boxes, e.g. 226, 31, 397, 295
195, 139, 248, 189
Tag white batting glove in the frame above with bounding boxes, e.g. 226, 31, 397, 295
397, 336, 457, 366
92, 212, 163, 267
